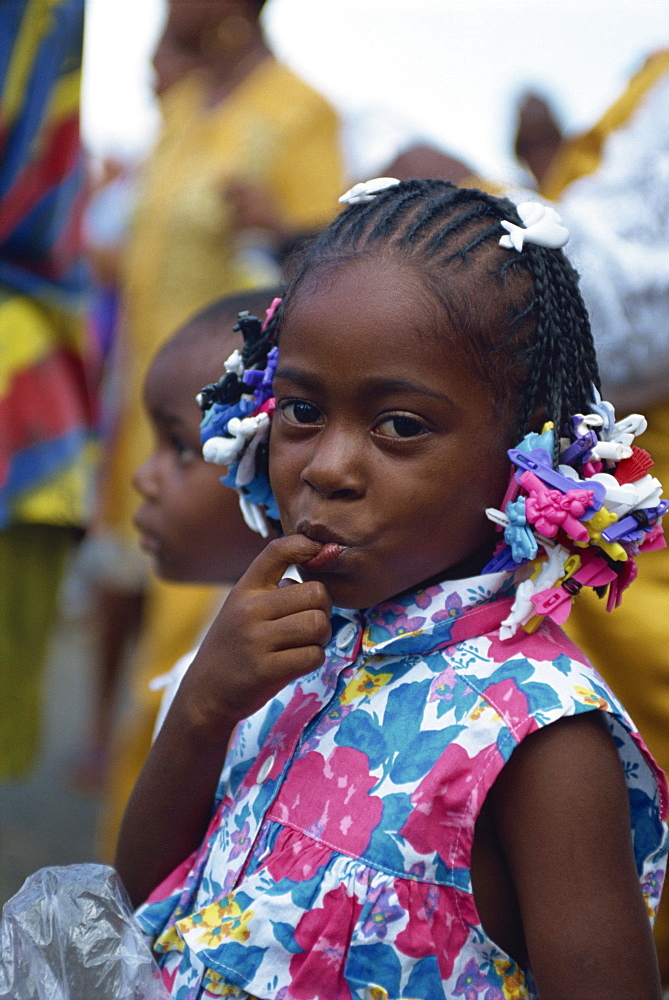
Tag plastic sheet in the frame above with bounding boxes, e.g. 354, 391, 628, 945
0, 864, 169, 1000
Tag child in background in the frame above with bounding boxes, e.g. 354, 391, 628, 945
116, 180, 668, 999
96, 290, 277, 852
132, 293, 273, 587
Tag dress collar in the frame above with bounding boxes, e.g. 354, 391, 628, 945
331, 571, 516, 659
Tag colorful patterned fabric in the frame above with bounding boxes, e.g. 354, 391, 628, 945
137, 572, 668, 1000
0, 0, 93, 528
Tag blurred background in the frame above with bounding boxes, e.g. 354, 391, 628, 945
1, 0, 668, 910
82, 0, 669, 175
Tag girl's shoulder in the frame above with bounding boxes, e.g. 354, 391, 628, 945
428, 615, 667, 813
445, 615, 619, 720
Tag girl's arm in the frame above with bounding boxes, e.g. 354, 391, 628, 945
490, 711, 662, 1000
114, 534, 331, 907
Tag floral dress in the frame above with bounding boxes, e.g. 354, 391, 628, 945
136, 571, 668, 1000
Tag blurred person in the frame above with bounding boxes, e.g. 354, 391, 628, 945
533, 48, 669, 983
96, 288, 277, 859
0, 0, 95, 779
82, 0, 345, 795
65, 154, 141, 789
82, 156, 137, 374
512, 90, 564, 189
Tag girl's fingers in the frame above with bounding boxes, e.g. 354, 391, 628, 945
268, 644, 328, 681
255, 578, 332, 622
260, 607, 333, 652
240, 534, 325, 591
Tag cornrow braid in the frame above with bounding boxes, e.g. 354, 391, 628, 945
279, 179, 600, 461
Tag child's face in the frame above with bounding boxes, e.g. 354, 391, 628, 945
134, 340, 266, 584
270, 256, 514, 610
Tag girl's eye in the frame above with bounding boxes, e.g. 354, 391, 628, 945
279, 400, 323, 425
375, 415, 428, 438
171, 435, 198, 463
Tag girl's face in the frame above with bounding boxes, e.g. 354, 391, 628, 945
270, 255, 515, 610
133, 340, 267, 584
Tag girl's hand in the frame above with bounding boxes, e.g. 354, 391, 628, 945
176, 534, 333, 737
115, 534, 332, 905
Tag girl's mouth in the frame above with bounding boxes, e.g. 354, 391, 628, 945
134, 515, 161, 555
301, 542, 347, 572
137, 530, 160, 555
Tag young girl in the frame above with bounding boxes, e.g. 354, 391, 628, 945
116, 179, 668, 1000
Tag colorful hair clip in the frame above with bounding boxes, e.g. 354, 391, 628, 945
199, 301, 282, 537
486, 388, 667, 638
499, 201, 569, 251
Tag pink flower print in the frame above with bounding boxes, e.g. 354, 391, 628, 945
360, 884, 404, 939
400, 741, 503, 869
268, 746, 384, 856
385, 610, 427, 637
469, 676, 543, 754
393, 879, 470, 981
242, 684, 321, 787
228, 820, 250, 861
428, 665, 458, 704
269, 684, 322, 746
431, 591, 464, 624
263, 825, 332, 882
454, 958, 491, 999
413, 583, 444, 610
483, 614, 586, 664
288, 884, 363, 999
158, 958, 180, 995
369, 600, 427, 637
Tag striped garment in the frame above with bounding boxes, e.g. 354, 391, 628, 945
0, 0, 94, 529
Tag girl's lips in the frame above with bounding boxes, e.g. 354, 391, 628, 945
137, 529, 160, 554
301, 542, 347, 572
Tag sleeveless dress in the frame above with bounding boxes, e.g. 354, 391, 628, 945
137, 570, 668, 999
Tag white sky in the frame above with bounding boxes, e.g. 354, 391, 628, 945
81, 0, 669, 179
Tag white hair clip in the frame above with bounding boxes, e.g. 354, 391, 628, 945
499, 202, 569, 251
338, 177, 401, 206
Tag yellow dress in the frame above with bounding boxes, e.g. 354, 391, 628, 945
542, 51, 669, 981
97, 57, 344, 857
105, 55, 345, 543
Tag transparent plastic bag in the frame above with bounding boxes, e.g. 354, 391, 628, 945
0, 864, 169, 1000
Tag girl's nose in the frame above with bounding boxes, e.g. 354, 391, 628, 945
300, 431, 366, 500
132, 453, 160, 500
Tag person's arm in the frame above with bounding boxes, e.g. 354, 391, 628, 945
490, 711, 662, 1000
114, 534, 331, 907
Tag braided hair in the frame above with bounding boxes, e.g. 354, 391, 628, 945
255, 180, 600, 464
